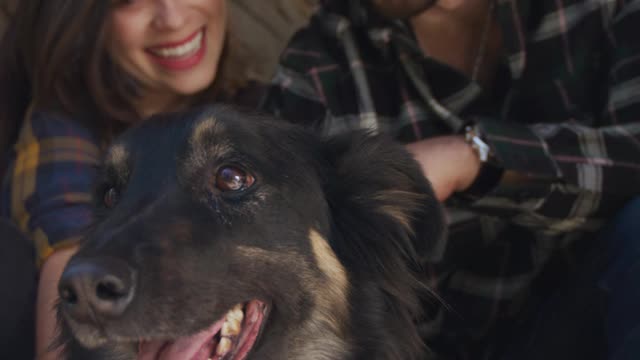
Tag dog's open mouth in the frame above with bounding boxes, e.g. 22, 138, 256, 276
137, 300, 269, 360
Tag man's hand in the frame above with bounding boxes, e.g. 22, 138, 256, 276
406, 135, 481, 201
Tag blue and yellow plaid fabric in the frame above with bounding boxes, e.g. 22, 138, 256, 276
1, 110, 101, 267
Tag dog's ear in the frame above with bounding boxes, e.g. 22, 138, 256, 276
321, 131, 446, 274
320, 131, 445, 358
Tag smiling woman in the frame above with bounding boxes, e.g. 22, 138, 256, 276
0, 1, 253, 359
0, 0, 248, 156
106, 0, 230, 117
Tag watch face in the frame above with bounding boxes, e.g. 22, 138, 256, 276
465, 126, 490, 163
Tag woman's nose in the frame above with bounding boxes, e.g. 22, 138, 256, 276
152, 0, 188, 30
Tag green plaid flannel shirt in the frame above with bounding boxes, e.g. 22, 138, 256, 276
263, 0, 640, 357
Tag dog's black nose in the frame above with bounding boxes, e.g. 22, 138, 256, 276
58, 258, 136, 323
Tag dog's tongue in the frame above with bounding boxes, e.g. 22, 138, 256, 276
138, 318, 226, 360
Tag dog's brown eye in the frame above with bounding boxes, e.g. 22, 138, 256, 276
104, 188, 120, 208
215, 166, 255, 192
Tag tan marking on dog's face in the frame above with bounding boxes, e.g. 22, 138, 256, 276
305, 229, 350, 340
191, 116, 219, 147
186, 116, 233, 170
309, 229, 348, 297
234, 246, 306, 268
106, 144, 128, 167
105, 144, 130, 181
235, 236, 352, 359
277, 230, 352, 359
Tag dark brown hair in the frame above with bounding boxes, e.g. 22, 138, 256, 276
0, 0, 248, 161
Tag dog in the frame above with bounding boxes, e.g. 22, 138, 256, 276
56, 105, 445, 360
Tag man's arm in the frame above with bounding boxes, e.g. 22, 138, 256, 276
460, 2, 640, 232
410, 2, 640, 233
265, 2, 640, 235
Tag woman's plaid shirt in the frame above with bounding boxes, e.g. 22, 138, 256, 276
263, 0, 640, 357
2, 111, 100, 267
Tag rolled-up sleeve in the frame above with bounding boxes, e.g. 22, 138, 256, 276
1, 111, 100, 267
466, 5, 640, 232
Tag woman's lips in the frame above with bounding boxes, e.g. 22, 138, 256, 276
146, 28, 207, 71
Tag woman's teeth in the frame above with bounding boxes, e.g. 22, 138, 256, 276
149, 31, 203, 59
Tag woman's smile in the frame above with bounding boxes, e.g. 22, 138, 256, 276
107, 0, 227, 106
146, 28, 207, 71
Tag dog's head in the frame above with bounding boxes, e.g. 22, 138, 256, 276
57, 106, 444, 360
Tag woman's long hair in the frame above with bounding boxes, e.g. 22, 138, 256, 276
0, 0, 249, 162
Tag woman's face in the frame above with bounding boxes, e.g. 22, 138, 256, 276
106, 0, 227, 102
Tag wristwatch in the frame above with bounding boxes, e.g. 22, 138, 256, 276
458, 124, 504, 198
464, 124, 491, 162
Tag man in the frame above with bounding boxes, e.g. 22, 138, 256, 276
263, 0, 640, 358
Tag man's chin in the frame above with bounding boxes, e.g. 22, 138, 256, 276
370, 0, 437, 19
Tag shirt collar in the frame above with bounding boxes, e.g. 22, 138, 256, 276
321, 0, 532, 79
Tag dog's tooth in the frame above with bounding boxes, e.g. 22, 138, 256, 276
216, 337, 232, 356
222, 319, 242, 337
234, 306, 245, 320
226, 305, 245, 323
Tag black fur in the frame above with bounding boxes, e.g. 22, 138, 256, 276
57, 106, 445, 360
